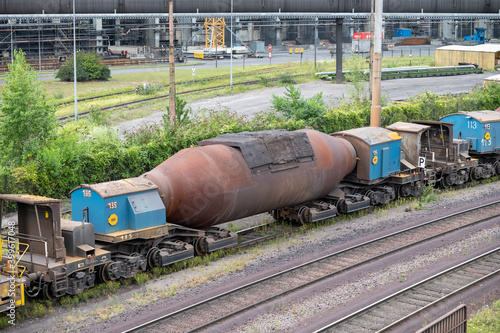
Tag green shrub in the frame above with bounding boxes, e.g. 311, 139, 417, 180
468, 300, 500, 333
2, 81, 500, 200
271, 85, 327, 120
259, 75, 271, 86
278, 73, 296, 84
0, 49, 56, 166
135, 84, 163, 95
56, 51, 111, 81
165, 96, 192, 124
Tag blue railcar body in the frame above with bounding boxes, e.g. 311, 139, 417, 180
70, 178, 166, 234
441, 111, 500, 153
332, 127, 402, 182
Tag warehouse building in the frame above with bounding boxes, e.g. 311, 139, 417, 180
435, 44, 500, 70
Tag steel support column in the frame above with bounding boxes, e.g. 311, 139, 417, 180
336, 18, 343, 84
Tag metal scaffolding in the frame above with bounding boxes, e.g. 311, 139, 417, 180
205, 18, 226, 48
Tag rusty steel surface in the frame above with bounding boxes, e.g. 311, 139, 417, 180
142, 129, 356, 228
0, 194, 61, 205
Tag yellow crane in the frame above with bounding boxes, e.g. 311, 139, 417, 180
205, 18, 226, 49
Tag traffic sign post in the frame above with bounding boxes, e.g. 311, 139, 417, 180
268, 44, 272, 64
192, 68, 196, 84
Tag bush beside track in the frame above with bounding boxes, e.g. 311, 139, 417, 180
1, 81, 500, 201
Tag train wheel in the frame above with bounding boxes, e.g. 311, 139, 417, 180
495, 162, 500, 175
43, 283, 56, 301
147, 248, 160, 269
98, 263, 111, 283
440, 176, 451, 189
298, 206, 310, 225
470, 167, 479, 181
194, 236, 208, 256
336, 199, 346, 215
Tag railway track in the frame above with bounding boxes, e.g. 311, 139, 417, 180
55, 65, 287, 107
235, 222, 294, 249
124, 200, 500, 333
56, 73, 307, 122
315, 248, 500, 333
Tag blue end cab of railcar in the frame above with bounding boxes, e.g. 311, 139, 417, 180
441, 111, 500, 153
70, 177, 166, 235
332, 127, 402, 183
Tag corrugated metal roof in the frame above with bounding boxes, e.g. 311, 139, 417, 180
436, 44, 500, 53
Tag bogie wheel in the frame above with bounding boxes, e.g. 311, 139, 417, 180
440, 177, 450, 189
298, 206, 309, 225
194, 236, 208, 256
336, 199, 346, 215
43, 283, 56, 301
470, 167, 479, 181
98, 263, 111, 283
147, 248, 160, 269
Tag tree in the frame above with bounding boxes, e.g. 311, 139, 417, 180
56, 51, 111, 81
0, 49, 56, 165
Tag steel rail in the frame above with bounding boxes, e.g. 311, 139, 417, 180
55, 65, 280, 108
56, 73, 309, 122
314, 248, 500, 333
123, 200, 500, 333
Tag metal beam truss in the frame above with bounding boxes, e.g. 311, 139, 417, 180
0, 13, 499, 21
205, 18, 225, 49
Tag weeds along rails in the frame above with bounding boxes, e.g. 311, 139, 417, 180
55, 66, 303, 120
0, 111, 499, 311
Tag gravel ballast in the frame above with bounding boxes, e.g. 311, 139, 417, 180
5, 181, 499, 333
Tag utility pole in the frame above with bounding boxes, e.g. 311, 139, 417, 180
230, 0, 233, 89
335, 19, 343, 84
369, 0, 374, 99
73, 0, 78, 121
169, 0, 176, 124
370, 0, 383, 127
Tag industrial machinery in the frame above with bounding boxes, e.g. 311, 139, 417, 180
464, 28, 486, 44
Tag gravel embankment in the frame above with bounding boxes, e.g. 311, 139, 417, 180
7, 181, 499, 333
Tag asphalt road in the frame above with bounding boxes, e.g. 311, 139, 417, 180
117, 71, 496, 137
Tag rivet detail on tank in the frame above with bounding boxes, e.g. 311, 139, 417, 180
108, 214, 118, 226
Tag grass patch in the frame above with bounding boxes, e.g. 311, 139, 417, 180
1, 55, 437, 121
468, 300, 500, 333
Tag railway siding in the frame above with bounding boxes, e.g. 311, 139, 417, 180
125, 201, 500, 332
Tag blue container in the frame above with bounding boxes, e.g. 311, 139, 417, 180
71, 178, 166, 234
332, 127, 402, 182
441, 111, 500, 153
395, 29, 411, 37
